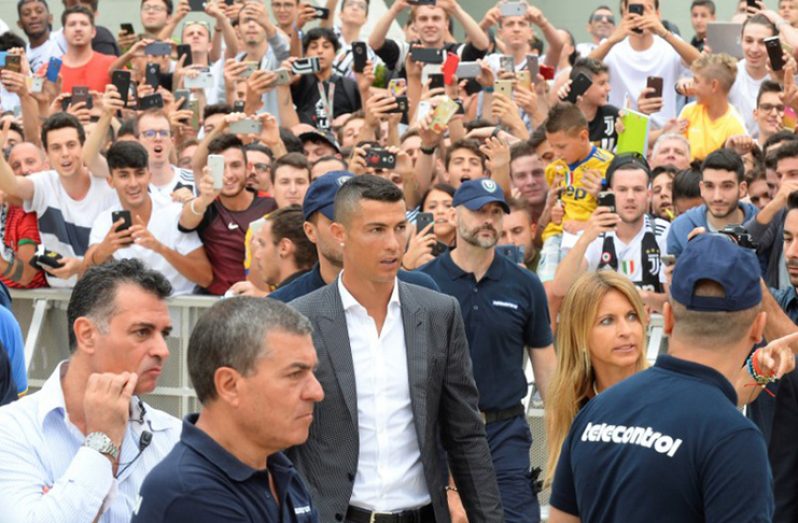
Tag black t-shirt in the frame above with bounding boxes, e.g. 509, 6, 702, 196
588, 104, 619, 153
290, 74, 361, 127
93, 25, 120, 57
0, 344, 17, 407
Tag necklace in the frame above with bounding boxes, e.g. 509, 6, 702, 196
592, 381, 600, 396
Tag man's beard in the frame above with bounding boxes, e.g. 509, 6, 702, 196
459, 222, 499, 249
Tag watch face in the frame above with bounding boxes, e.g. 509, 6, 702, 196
85, 432, 119, 460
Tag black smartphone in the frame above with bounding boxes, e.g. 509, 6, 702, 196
145, 63, 160, 88
566, 72, 592, 103
233, 100, 245, 113
29, 246, 64, 269
120, 23, 135, 35
598, 190, 616, 212
175, 89, 190, 109
144, 41, 172, 56
352, 41, 367, 73
387, 95, 408, 114
646, 76, 663, 98
177, 44, 192, 66
111, 210, 133, 232
71, 86, 93, 109
765, 36, 785, 71
410, 46, 443, 64
746, 0, 758, 9
188, 0, 205, 11
4, 55, 21, 73
364, 148, 397, 170
111, 70, 132, 107
312, 6, 329, 19
416, 212, 434, 234
138, 93, 164, 110
429, 73, 445, 90
496, 244, 525, 265
60, 95, 72, 111
408, 0, 436, 4
628, 3, 644, 33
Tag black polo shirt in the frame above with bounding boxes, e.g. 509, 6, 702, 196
0, 345, 16, 407
418, 250, 552, 411
132, 414, 317, 523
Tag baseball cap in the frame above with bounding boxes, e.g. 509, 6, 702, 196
605, 152, 651, 188
670, 234, 761, 312
302, 170, 354, 221
452, 178, 510, 213
298, 129, 341, 153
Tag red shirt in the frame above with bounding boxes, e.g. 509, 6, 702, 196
60, 51, 116, 93
2, 206, 47, 289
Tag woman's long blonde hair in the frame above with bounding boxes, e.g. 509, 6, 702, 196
544, 271, 649, 485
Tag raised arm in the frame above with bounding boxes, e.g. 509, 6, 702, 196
369, 0, 407, 52
528, 6, 563, 69
438, 0, 489, 51
82, 85, 124, 180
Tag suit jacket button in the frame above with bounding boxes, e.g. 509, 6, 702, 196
347, 473, 354, 482
335, 514, 344, 521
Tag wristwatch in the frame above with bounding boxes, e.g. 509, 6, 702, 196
83, 432, 120, 461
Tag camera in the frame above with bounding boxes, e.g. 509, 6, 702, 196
717, 225, 757, 250
364, 148, 396, 170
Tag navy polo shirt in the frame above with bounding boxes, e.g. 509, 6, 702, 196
419, 251, 553, 411
551, 355, 773, 523
269, 263, 440, 302
131, 414, 317, 523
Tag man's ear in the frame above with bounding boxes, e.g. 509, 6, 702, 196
72, 317, 98, 355
303, 221, 318, 244
214, 367, 243, 408
330, 221, 346, 244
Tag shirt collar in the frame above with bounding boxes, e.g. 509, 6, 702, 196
440, 249, 506, 281
654, 354, 737, 405
181, 413, 263, 482
337, 272, 400, 312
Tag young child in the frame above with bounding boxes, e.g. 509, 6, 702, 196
690, 0, 716, 52
538, 102, 614, 284
679, 53, 747, 161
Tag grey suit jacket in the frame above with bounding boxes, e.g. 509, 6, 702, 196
288, 280, 503, 523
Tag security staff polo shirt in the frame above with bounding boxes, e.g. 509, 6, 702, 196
419, 251, 553, 411
551, 355, 773, 523
131, 414, 317, 523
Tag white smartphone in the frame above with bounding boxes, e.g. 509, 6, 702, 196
500, 2, 526, 17
184, 70, 214, 89
208, 154, 225, 190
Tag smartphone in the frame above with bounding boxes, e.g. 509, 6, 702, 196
239, 60, 259, 79
30, 77, 44, 94
208, 154, 225, 190
138, 93, 164, 110
597, 190, 616, 212
188, 99, 200, 129
274, 68, 292, 86
46, 56, 62, 83
387, 95, 408, 114
184, 69, 213, 89
499, 55, 514, 73
407, 0, 435, 4
496, 244, 525, 264
539, 64, 555, 81
60, 96, 72, 111
746, 0, 758, 9
111, 210, 133, 232
416, 212, 434, 234
430, 97, 458, 133
71, 86, 93, 109
232, 100, 245, 113
175, 88, 190, 109
229, 118, 263, 134
410, 46, 443, 64
145, 41, 172, 56
429, 73, 445, 90
765, 36, 785, 71
388, 78, 407, 96
364, 148, 397, 170
5, 55, 21, 74
495, 79, 513, 97
442, 52, 460, 85
517, 70, 532, 91
456, 61, 480, 79
566, 72, 593, 103
145, 62, 160, 88
29, 245, 64, 269
628, 3, 644, 33
120, 23, 135, 35
111, 70, 132, 107
312, 6, 329, 19
352, 41, 368, 73
526, 55, 539, 81
646, 76, 663, 99
291, 57, 320, 75
500, 2, 526, 17
177, 44, 192, 66
188, 0, 205, 11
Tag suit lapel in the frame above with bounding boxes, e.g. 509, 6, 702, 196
400, 283, 428, 442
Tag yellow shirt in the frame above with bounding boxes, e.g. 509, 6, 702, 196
679, 101, 747, 161
542, 146, 614, 241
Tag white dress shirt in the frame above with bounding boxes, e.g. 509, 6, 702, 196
338, 276, 430, 512
0, 362, 181, 523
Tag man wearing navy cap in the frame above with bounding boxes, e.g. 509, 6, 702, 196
549, 233, 797, 523
269, 171, 438, 302
419, 178, 555, 523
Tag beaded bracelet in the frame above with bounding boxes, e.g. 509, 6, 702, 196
746, 349, 777, 386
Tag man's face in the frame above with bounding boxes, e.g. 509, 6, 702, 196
650, 172, 674, 219
18, 0, 51, 39
303, 140, 337, 164
340, 0, 368, 26
777, 156, 798, 187
588, 8, 615, 40
203, 113, 225, 136
500, 209, 534, 260
583, 71, 611, 107
246, 149, 271, 192
182, 22, 211, 53
456, 202, 504, 249
511, 153, 548, 206
414, 6, 447, 46
140, 0, 169, 33
89, 284, 172, 395
8, 142, 46, 177
754, 91, 784, 137
748, 178, 773, 210
499, 15, 533, 49
784, 209, 798, 287
45, 127, 83, 178
178, 144, 197, 169
63, 12, 95, 47
110, 166, 151, 208
253, 221, 281, 286
691, 73, 715, 103
271, 0, 298, 27
700, 168, 744, 219
334, 199, 407, 284
741, 22, 771, 70
446, 148, 485, 188
535, 140, 555, 165
780, 0, 798, 24
690, 6, 715, 36
138, 114, 172, 167
238, 11, 266, 46
546, 129, 588, 165
341, 118, 365, 148
237, 330, 323, 450
650, 137, 690, 170
611, 168, 649, 224
272, 165, 310, 208
306, 38, 336, 73
400, 135, 421, 168
220, 147, 248, 197
307, 213, 343, 267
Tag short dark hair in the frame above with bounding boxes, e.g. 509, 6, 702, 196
787, 190, 798, 212
203, 102, 231, 120
571, 57, 609, 80
268, 205, 318, 270
419, 182, 455, 211
67, 259, 172, 351
280, 127, 304, 154
445, 139, 486, 172
61, 4, 94, 26
763, 130, 798, 158
690, 0, 716, 14
510, 140, 538, 162
207, 133, 247, 163
673, 168, 702, 202
589, 5, 613, 22
117, 118, 137, 139
0, 32, 27, 52
188, 297, 312, 403
757, 79, 783, 108
313, 155, 347, 171
742, 13, 776, 37
529, 125, 547, 149
17, 0, 50, 18
140, 0, 172, 15
651, 164, 679, 184
107, 141, 149, 171
244, 142, 274, 163
701, 149, 745, 183
41, 112, 85, 151
545, 103, 588, 134
302, 27, 340, 54
334, 174, 404, 225
774, 140, 798, 169
272, 152, 311, 184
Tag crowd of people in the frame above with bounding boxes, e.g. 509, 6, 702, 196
0, 0, 797, 521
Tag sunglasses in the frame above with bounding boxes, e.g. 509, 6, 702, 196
591, 14, 615, 23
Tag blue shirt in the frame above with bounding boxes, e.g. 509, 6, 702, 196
0, 344, 15, 406
269, 263, 440, 302
666, 202, 758, 257
419, 250, 553, 411
132, 414, 317, 523
0, 304, 26, 395
551, 355, 773, 522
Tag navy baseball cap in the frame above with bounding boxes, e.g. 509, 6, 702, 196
452, 178, 510, 213
302, 170, 354, 221
670, 234, 761, 312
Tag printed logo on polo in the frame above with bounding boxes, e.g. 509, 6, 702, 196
336, 176, 352, 186
481, 179, 498, 193
492, 300, 519, 310
580, 421, 683, 458
295, 506, 312, 515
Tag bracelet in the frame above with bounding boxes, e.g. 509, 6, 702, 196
483, 86, 495, 93
189, 198, 204, 216
420, 145, 436, 155
445, 486, 458, 493
746, 349, 777, 386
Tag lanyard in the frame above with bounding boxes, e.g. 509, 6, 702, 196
317, 80, 335, 121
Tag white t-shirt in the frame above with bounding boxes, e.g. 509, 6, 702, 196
729, 59, 767, 137
150, 165, 196, 198
584, 215, 670, 289
26, 34, 66, 74
89, 193, 203, 296
23, 170, 118, 288
604, 35, 688, 127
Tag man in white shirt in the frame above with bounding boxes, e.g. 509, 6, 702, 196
17, 0, 65, 73
576, 5, 616, 57
590, 0, 701, 127
84, 141, 212, 296
0, 258, 181, 523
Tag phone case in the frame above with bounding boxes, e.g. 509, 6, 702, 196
430, 98, 458, 133
455, 62, 480, 79
208, 155, 225, 189
352, 42, 367, 73
500, 2, 525, 17
495, 79, 513, 97
274, 69, 293, 86
388, 79, 407, 96
229, 119, 263, 134
616, 109, 650, 156
517, 71, 531, 91
442, 52, 460, 85
46, 57, 62, 83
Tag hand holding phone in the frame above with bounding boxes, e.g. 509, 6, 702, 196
111, 210, 133, 232
208, 154, 225, 190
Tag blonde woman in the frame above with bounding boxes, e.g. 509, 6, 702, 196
545, 271, 648, 484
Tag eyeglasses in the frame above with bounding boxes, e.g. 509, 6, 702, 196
141, 129, 170, 138
591, 14, 615, 23
759, 103, 785, 113
252, 162, 271, 173
141, 4, 167, 13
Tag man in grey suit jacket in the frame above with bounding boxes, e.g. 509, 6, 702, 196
289, 175, 503, 523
